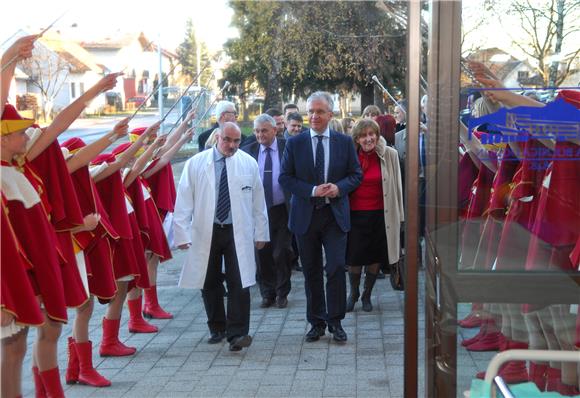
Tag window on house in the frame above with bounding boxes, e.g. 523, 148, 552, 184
71, 82, 76, 98
517, 70, 529, 80
79, 82, 85, 95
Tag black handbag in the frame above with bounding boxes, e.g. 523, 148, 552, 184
389, 256, 405, 291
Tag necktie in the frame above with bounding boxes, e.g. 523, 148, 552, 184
216, 158, 231, 223
314, 135, 325, 208
263, 147, 273, 208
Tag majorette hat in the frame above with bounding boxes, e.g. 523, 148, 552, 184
1, 104, 35, 135
111, 142, 132, 157
129, 127, 151, 143
61, 137, 88, 160
91, 153, 116, 166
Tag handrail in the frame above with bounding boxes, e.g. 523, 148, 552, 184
483, 349, 580, 397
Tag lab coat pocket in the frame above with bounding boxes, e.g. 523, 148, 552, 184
237, 175, 254, 195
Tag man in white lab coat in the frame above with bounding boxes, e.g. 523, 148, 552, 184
173, 122, 269, 351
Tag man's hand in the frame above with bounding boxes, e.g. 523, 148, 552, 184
178, 243, 191, 250
314, 184, 331, 197
254, 241, 267, 250
316, 183, 339, 198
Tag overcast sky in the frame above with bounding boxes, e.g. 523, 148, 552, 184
1, 0, 238, 52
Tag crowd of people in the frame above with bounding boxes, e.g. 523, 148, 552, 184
3, 31, 578, 398
1, 34, 410, 397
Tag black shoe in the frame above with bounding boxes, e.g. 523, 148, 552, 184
229, 335, 252, 351
207, 331, 226, 344
305, 324, 326, 342
276, 296, 288, 309
328, 324, 348, 343
260, 297, 275, 308
376, 271, 386, 279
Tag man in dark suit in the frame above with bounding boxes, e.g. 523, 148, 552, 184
279, 91, 362, 343
242, 114, 293, 309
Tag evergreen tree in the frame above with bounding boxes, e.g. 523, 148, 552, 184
177, 18, 213, 87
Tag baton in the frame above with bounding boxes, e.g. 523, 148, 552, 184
372, 75, 400, 107
1, 10, 69, 72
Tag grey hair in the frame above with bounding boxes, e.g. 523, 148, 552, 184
306, 91, 334, 112
253, 113, 276, 129
214, 100, 236, 120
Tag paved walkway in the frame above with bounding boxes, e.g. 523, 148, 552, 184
21, 254, 411, 398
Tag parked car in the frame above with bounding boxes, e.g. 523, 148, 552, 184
126, 96, 148, 109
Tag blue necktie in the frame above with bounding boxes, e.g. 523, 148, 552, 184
263, 147, 273, 208
216, 158, 230, 223
314, 135, 325, 208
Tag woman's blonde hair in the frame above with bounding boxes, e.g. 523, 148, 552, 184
329, 118, 344, 133
350, 118, 380, 150
204, 128, 220, 149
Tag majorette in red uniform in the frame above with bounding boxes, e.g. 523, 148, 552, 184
60, 137, 124, 387
1, 105, 74, 398
0, 195, 44, 331
90, 151, 150, 356
110, 137, 170, 333
129, 127, 194, 319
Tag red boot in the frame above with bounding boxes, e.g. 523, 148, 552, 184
461, 318, 494, 347
528, 362, 547, 391
143, 286, 173, 319
457, 312, 482, 329
127, 296, 158, 333
32, 366, 46, 398
39, 367, 65, 398
99, 317, 137, 357
476, 361, 529, 384
75, 340, 111, 387
465, 331, 505, 351
65, 337, 79, 384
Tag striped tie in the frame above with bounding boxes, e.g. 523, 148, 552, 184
314, 135, 325, 208
216, 158, 230, 223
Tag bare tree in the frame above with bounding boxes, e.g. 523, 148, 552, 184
509, 0, 580, 86
20, 45, 70, 122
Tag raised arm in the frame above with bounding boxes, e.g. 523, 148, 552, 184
65, 118, 129, 173
1, 35, 37, 115
93, 121, 157, 182
27, 73, 122, 160
124, 134, 165, 187
142, 127, 194, 178
156, 109, 196, 158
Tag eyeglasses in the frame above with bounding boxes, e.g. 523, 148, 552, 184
223, 111, 238, 116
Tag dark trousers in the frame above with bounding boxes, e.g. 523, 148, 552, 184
296, 206, 347, 327
202, 224, 250, 341
256, 204, 293, 299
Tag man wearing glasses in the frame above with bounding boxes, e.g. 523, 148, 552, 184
197, 101, 241, 152
280, 91, 362, 343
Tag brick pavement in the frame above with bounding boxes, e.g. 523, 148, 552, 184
20, 252, 411, 398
